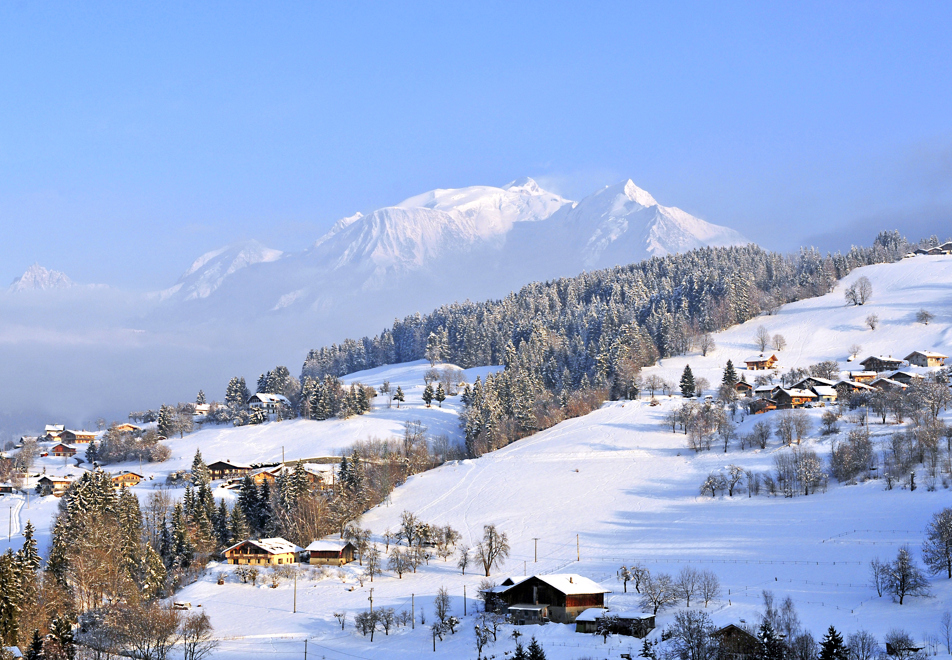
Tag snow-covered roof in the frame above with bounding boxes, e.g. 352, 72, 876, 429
533, 574, 610, 596
248, 392, 291, 404
575, 608, 609, 622
872, 378, 907, 389
811, 386, 837, 397
860, 355, 903, 364
905, 350, 947, 359
305, 540, 353, 552
209, 459, 252, 468
777, 388, 816, 398
224, 537, 303, 555
4, 646, 23, 658
744, 354, 777, 363
836, 379, 876, 391
797, 377, 836, 386
45, 424, 65, 432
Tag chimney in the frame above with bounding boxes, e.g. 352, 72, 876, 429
569, 576, 573, 583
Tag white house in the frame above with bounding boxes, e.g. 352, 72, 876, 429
247, 392, 291, 415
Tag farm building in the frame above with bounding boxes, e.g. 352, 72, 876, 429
223, 538, 302, 566
574, 608, 655, 637
904, 351, 947, 368
889, 371, 924, 386
871, 377, 907, 392
859, 356, 904, 372
207, 460, 252, 480
714, 624, 761, 660
744, 354, 778, 371
485, 574, 610, 624
304, 540, 356, 565
734, 381, 753, 396
749, 398, 777, 414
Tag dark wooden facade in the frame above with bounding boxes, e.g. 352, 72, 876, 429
208, 461, 252, 480
493, 576, 606, 624
860, 356, 904, 373
714, 624, 761, 660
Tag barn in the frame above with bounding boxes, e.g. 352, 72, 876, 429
304, 540, 356, 565
485, 574, 610, 624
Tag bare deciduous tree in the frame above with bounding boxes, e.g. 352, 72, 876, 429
180, 611, 218, 660
674, 566, 701, 607
699, 569, 720, 607
476, 525, 510, 577
755, 326, 771, 351
845, 276, 873, 306
772, 334, 787, 351
698, 333, 716, 357
866, 313, 879, 330
640, 572, 678, 615
917, 309, 935, 325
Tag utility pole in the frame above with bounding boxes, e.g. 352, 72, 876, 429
8, 506, 11, 541
368, 587, 373, 614
463, 585, 466, 616
576, 534, 580, 562
532, 537, 539, 562
411, 594, 415, 629
282, 446, 285, 464
523, 560, 526, 576
293, 572, 297, 613
304, 640, 307, 659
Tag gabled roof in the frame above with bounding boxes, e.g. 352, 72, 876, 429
491, 573, 610, 596
860, 355, 904, 365
575, 608, 653, 622
45, 424, 65, 433
905, 351, 947, 360
872, 377, 907, 389
795, 376, 836, 387
835, 379, 876, 391
305, 539, 355, 552
248, 392, 291, 405
223, 537, 303, 555
775, 388, 817, 399
111, 471, 143, 479
811, 386, 837, 397
744, 354, 778, 363
208, 459, 252, 469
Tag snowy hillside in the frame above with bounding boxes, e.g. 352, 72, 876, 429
5, 256, 952, 659
0, 177, 746, 432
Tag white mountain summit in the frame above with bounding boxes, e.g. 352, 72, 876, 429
8, 263, 73, 292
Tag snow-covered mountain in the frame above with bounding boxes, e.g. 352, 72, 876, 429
161, 177, 746, 311
8, 263, 73, 292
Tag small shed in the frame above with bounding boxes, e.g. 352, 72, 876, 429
744, 354, 778, 371
904, 351, 947, 368
0, 483, 16, 494
223, 538, 302, 565
304, 539, 356, 565
574, 608, 655, 637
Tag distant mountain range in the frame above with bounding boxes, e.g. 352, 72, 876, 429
0, 178, 747, 431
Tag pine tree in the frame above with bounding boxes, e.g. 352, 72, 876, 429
526, 636, 547, 660
229, 504, 250, 544
86, 439, 99, 464
225, 376, 250, 409
215, 500, 231, 548
139, 544, 167, 600
680, 365, 696, 398
394, 386, 405, 408
422, 384, 434, 408
191, 449, 211, 487
171, 504, 194, 569
196, 389, 206, 405
17, 521, 41, 573
758, 621, 784, 660
435, 383, 446, 408
722, 360, 739, 389
0, 550, 21, 647
157, 404, 175, 437
819, 626, 848, 660
25, 629, 43, 660
513, 641, 528, 660
49, 614, 75, 660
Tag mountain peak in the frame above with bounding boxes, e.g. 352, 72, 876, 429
503, 177, 544, 195
9, 263, 73, 292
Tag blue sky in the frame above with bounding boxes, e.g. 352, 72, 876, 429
2, 2, 951, 288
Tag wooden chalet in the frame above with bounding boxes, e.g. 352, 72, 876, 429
486, 574, 610, 624
60, 430, 96, 444
773, 388, 817, 409
207, 460, 252, 480
50, 443, 77, 458
904, 351, 947, 368
749, 398, 777, 414
247, 392, 291, 414
0, 483, 16, 494
112, 423, 140, 433
714, 624, 761, 660
836, 379, 876, 394
848, 371, 877, 383
304, 539, 356, 565
44, 424, 65, 436
223, 537, 302, 566
871, 377, 907, 392
36, 475, 73, 497
110, 472, 143, 489
744, 354, 778, 371
794, 376, 836, 390
890, 371, 924, 386
859, 356, 904, 373
734, 381, 753, 397
574, 608, 655, 637
251, 466, 280, 485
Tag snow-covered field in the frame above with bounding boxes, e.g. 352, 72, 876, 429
5, 255, 952, 659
